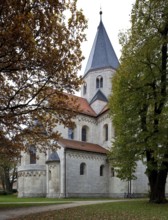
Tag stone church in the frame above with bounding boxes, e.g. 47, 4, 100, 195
17, 13, 150, 198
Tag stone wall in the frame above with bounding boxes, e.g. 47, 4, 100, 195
17, 165, 46, 197
81, 68, 115, 103
64, 149, 109, 197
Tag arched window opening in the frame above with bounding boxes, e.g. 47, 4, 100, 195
80, 163, 86, 175
104, 124, 108, 141
100, 165, 104, 176
96, 75, 103, 89
100, 77, 103, 88
83, 82, 87, 95
96, 78, 99, 88
29, 146, 36, 164
68, 128, 74, 139
82, 126, 88, 142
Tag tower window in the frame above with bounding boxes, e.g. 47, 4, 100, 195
80, 163, 86, 175
100, 77, 103, 88
96, 76, 103, 88
96, 78, 99, 88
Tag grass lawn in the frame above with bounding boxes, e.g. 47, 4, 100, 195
0, 194, 112, 210
11, 200, 168, 220
1, 195, 168, 219
0, 194, 66, 203
0, 194, 70, 210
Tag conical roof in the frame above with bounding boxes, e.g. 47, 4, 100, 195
84, 19, 119, 76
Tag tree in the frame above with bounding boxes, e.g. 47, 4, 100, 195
109, 0, 168, 203
0, 155, 18, 193
0, 0, 87, 155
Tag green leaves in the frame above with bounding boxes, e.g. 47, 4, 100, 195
109, 0, 168, 181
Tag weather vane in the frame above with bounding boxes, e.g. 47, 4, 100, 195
100, 6, 102, 21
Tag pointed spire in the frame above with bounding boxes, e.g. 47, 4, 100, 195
84, 14, 119, 76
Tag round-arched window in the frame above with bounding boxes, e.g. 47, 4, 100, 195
80, 163, 86, 175
81, 125, 89, 142
96, 76, 103, 88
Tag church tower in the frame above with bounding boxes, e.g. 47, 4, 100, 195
81, 11, 119, 114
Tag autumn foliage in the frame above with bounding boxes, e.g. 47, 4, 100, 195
0, 0, 87, 155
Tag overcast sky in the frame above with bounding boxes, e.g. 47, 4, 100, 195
77, 0, 136, 74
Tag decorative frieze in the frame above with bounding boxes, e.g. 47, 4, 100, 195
67, 152, 106, 161
76, 115, 97, 125
97, 112, 110, 124
18, 170, 46, 177
48, 164, 57, 169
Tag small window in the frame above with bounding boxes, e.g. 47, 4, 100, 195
80, 163, 86, 175
105, 125, 108, 141
100, 77, 103, 88
68, 128, 74, 139
82, 125, 88, 142
111, 167, 115, 177
96, 75, 103, 89
104, 124, 108, 141
100, 165, 104, 176
96, 78, 99, 88
83, 82, 87, 95
29, 146, 36, 164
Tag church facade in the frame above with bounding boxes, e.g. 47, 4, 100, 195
17, 15, 150, 198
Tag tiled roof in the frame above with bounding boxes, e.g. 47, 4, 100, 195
58, 138, 108, 154
65, 93, 97, 117
84, 20, 119, 76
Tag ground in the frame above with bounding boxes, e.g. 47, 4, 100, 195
0, 200, 129, 220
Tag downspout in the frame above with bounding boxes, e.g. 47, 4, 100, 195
64, 149, 67, 198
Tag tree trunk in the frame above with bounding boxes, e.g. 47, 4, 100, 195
4, 167, 13, 193
148, 169, 167, 203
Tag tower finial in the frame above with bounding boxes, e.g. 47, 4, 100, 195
99, 7, 102, 21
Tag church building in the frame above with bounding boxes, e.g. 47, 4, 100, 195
17, 12, 149, 198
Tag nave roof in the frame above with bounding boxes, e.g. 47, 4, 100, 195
59, 138, 108, 154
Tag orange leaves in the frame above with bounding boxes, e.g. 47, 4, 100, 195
0, 0, 87, 155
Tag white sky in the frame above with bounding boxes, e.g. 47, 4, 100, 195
77, 0, 136, 74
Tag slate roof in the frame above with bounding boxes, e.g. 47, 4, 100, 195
46, 152, 60, 163
58, 138, 108, 154
90, 90, 108, 105
84, 20, 119, 76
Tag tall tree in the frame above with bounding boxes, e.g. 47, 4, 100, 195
0, 155, 18, 193
0, 0, 87, 154
109, 0, 168, 203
